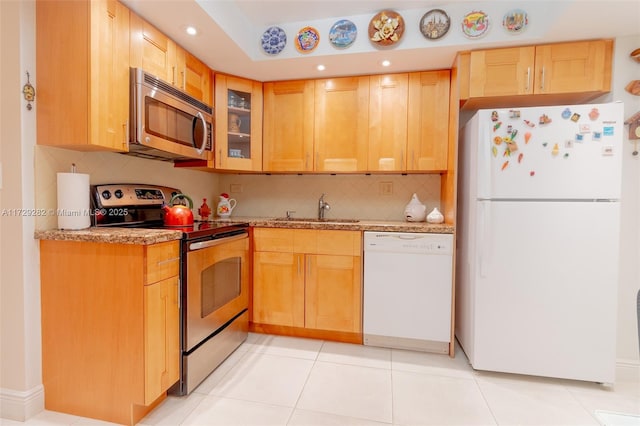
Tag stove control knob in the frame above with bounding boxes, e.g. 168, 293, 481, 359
114, 189, 123, 199
101, 190, 112, 200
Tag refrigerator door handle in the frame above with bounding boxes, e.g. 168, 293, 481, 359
478, 201, 490, 278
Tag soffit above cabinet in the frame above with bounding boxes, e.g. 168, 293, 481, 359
121, 0, 639, 82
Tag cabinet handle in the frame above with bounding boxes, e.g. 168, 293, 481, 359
172, 66, 176, 85
177, 278, 181, 310
315, 152, 319, 170
122, 121, 128, 148
525, 67, 531, 92
182, 71, 185, 89
157, 256, 180, 266
219, 149, 222, 167
305, 153, 309, 170
540, 67, 545, 91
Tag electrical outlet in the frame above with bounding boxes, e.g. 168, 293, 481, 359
379, 182, 393, 195
230, 184, 243, 193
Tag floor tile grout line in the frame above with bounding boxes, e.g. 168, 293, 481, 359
471, 372, 501, 426
285, 339, 325, 425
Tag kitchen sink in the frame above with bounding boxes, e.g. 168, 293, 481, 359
274, 217, 360, 223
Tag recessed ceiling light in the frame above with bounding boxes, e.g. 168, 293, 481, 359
381, 60, 391, 67
185, 26, 198, 36
317, 64, 326, 71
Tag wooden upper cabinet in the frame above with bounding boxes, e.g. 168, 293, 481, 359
130, 14, 176, 83
263, 80, 315, 172
36, 0, 130, 151
314, 77, 370, 172
181, 50, 213, 105
215, 74, 263, 171
368, 74, 409, 172
130, 13, 212, 104
534, 40, 612, 94
463, 40, 613, 107
407, 70, 451, 171
469, 46, 535, 97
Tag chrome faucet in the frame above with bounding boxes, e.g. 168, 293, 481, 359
318, 193, 330, 219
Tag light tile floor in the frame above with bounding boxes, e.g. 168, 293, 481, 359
2, 333, 639, 426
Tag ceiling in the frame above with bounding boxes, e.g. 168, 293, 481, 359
122, 0, 640, 82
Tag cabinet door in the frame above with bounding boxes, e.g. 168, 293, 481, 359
37, 0, 129, 151
469, 47, 535, 97
181, 49, 213, 105
368, 74, 408, 172
215, 74, 263, 171
130, 15, 177, 84
314, 77, 369, 172
534, 40, 612, 94
253, 252, 305, 327
90, 0, 130, 152
144, 276, 179, 405
305, 254, 362, 333
263, 80, 315, 172
407, 70, 451, 171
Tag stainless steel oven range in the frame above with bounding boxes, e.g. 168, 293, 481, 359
91, 183, 249, 395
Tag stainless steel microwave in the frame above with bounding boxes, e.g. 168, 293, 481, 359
128, 68, 213, 161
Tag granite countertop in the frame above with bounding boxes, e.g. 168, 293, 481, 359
34, 217, 454, 245
34, 227, 183, 245
243, 217, 455, 233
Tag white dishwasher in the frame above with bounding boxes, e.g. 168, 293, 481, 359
363, 231, 453, 353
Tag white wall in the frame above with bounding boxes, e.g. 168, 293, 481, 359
611, 35, 640, 364
0, 0, 43, 420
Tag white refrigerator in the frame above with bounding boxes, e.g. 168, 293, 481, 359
456, 102, 623, 383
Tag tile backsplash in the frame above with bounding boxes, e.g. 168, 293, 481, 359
218, 173, 441, 221
35, 146, 442, 228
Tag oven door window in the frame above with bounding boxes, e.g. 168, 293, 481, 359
201, 256, 241, 318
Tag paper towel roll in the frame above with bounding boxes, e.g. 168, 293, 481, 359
57, 172, 90, 230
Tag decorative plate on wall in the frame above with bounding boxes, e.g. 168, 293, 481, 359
295, 26, 320, 53
503, 9, 528, 34
329, 19, 357, 49
420, 9, 450, 40
368, 10, 405, 46
261, 26, 287, 55
461, 10, 489, 38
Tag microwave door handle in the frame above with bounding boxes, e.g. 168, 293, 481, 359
194, 111, 206, 155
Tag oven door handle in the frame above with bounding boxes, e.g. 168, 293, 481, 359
188, 232, 248, 251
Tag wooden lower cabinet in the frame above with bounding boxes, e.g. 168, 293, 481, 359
39, 239, 180, 425
252, 228, 362, 342
144, 275, 180, 406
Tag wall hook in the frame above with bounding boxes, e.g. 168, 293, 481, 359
22, 71, 35, 111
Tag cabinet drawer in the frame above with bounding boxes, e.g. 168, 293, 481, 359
145, 241, 180, 284
254, 228, 295, 252
316, 230, 361, 256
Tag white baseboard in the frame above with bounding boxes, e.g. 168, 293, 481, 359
616, 359, 640, 382
0, 385, 44, 421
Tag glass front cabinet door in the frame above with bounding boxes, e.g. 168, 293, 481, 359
215, 74, 263, 171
